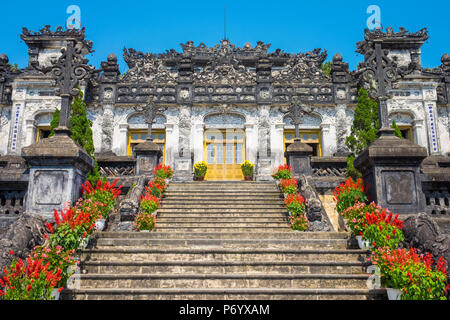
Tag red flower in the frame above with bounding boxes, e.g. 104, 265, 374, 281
26, 284, 32, 292
8, 250, 14, 256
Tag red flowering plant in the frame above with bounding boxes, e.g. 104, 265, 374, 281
280, 178, 298, 195
289, 214, 309, 231
139, 193, 161, 215
0, 251, 63, 300
46, 207, 96, 252
371, 247, 448, 300
272, 164, 293, 180
145, 180, 166, 199
30, 245, 77, 288
134, 213, 157, 231
333, 177, 368, 214
81, 178, 123, 220
362, 210, 404, 249
153, 164, 174, 179
284, 194, 306, 216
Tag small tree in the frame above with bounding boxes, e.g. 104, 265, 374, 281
48, 90, 100, 184
48, 108, 60, 138
345, 88, 379, 179
391, 120, 403, 139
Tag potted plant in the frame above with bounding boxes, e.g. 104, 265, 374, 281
371, 247, 448, 300
153, 164, 174, 185
81, 178, 123, 229
134, 213, 156, 232
361, 210, 404, 250
194, 161, 208, 181
288, 214, 309, 232
139, 193, 160, 215
240, 161, 254, 181
333, 177, 368, 214
272, 164, 293, 185
0, 251, 63, 300
280, 178, 298, 196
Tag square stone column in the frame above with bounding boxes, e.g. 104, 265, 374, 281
245, 124, 257, 164
354, 132, 428, 214
134, 140, 162, 176
192, 123, 204, 164
22, 129, 95, 220
114, 124, 129, 156
272, 124, 285, 168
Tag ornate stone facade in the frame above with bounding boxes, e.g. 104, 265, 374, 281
0, 26, 449, 176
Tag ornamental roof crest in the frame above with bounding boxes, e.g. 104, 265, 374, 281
272, 48, 328, 83
121, 48, 177, 84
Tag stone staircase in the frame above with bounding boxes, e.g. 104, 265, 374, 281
63, 181, 386, 300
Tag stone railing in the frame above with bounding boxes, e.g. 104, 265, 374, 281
0, 156, 29, 234
311, 157, 347, 178
96, 154, 136, 177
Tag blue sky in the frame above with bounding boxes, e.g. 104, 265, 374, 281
1, 0, 448, 73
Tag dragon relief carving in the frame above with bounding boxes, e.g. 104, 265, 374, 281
194, 53, 256, 85
121, 48, 177, 84
273, 48, 328, 83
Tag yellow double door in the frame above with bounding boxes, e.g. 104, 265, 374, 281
204, 130, 245, 181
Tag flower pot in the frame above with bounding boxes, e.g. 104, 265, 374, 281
197, 177, 205, 181
244, 176, 252, 181
51, 288, 61, 300
79, 236, 90, 249
95, 219, 106, 231
356, 235, 372, 250
386, 288, 402, 300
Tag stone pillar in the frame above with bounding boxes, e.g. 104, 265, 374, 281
285, 140, 313, 178
272, 124, 285, 168
245, 124, 257, 164
192, 123, 204, 164
115, 124, 129, 156
354, 133, 428, 215
320, 123, 332, 157
25, 119, 37, 146
165, 123, 175, 167
22, 130, 94, 220
134, 140, 162, 176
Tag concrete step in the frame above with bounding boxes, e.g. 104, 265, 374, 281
161, 200, 285, 205
162, 196, 284, 201
93, 232, 350, 240
156, 217, 289, 223
157, 208, 288, 213
63, 288, 386, 300
164, 192, 283, 196
156, 213, 289, 219
93, 238, 350, 250
155, 222, 289, 228
80, 260, 370, 275
154, 227, 291, 232
81, 248, 366, 263
73, 273, 370, 290
160, 204, 286, 209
